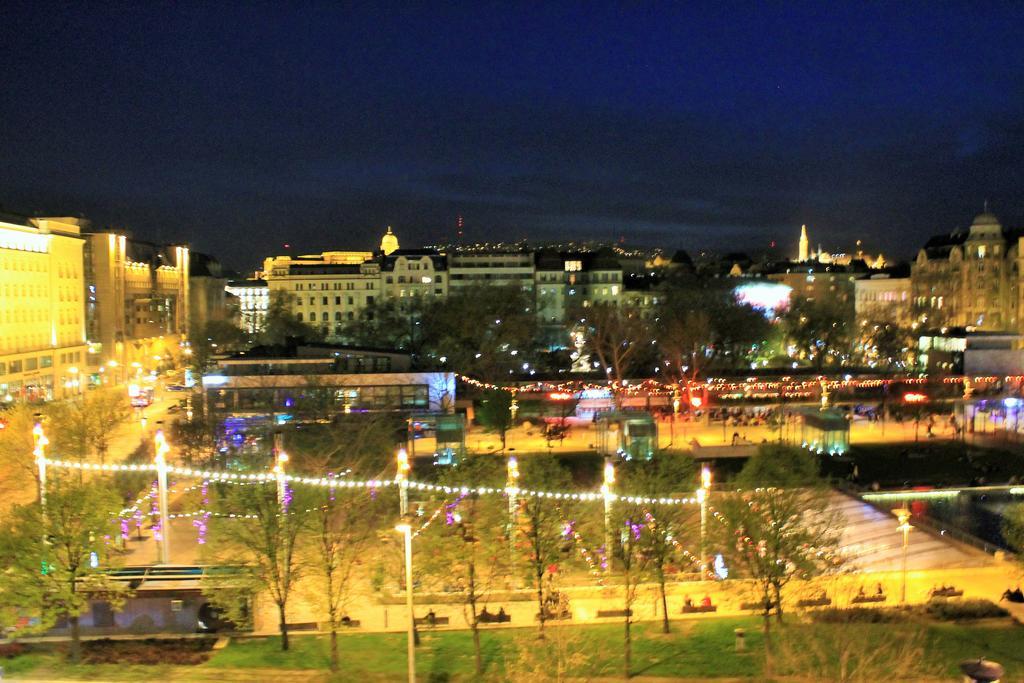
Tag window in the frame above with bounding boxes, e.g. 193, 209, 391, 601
348, 296, 354, 305
309, 296, 315, 305
322, 312, 329, 322
565, 260, 582, 272
25, 358, 37, 371
367, 296, 375, 305
335, 296, 341, 305
334, 312, 342, 321
322, 296, 328, 305
9, 360, 21, 373
40, 356, 52, 368
386, 276, 393, 284
297, 313, 304, 322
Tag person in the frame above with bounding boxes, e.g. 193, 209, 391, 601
497, 607, 507, 620
701, 595, 712, 608
479, 606, 491, 620
426, 609, 436, 627
876, 582, 884, 596
732, 431, 740, 446
857, 585, 865, 598
684, 595, 693, 608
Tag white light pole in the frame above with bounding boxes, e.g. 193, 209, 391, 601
273, 441, 289, 511
397, 447, 410, 516
395, 521, 416, 683
896, 508, 912, 605
506, 455, 519, 569
698, 465, 712, 580
32, 422, 48, 511
154, 429, 171, 564
602, 459, 615, 574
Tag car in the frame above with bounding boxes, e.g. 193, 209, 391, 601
166, 384, 187, 392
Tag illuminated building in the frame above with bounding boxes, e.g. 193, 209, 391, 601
380, 248, 448, 307
0, 214, 88, 400
912, 211, 1021, 332
380, 225, 399, 255
448, 249, 535, 293
854, 269, 911, 328
798, 224, 809, 262
535, 248, 623, 337
226, 279, 269, 334
84, 232, 190, 376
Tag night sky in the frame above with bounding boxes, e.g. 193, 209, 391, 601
2, 3, 1023, 271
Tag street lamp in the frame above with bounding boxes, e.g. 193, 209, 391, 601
395, 521, 416, 683
396, 447, 410, 516
698, 465, 712, 580
506, 455, 519, 568
154, 429, 172, 564
895, 507, 912, 605
602, 459, 615, 574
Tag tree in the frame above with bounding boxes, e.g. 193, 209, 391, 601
0, 477, 129, 662
188, 318, 250, 375
0, 403, 43, 507
337, 298, 425, 352
610, 497, 646, 679
621, 456, 697, 633
783, 295, 854, 369
203, 481, 309, 650
418, 285, 538, 381
296, 416, 394, 671
711, 445, 843, 647
1002, 503, 1024, 570
44, 388, 132, 463
420, 457, 507, 676
306, 480, 385, 671
259, 290, 324, 346
476, 389, 515, 451
575, 303, 651, 389
858, 320, 913, 372
517, 457, 574, 637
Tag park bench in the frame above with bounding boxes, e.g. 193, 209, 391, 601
930, 589, 963, 599
340, 617, 361, 628
478, 612, 511, 624
681, 604, 717, 614
851, 595, 886, 604
415, 615, 450, 626
740, 600, 777, 611
597, 609, 632, 618
537, 610, 572, 621
796, 597, 832, 608
286, 622, 319, 631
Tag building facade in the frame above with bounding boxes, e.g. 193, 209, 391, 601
84, 233, 190, 377
226, 279, 269, 335
854, 272, 912, 328
0, 214, 88, 401
912, 212, 1021, 332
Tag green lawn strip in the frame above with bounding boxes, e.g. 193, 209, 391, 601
926, 622, 1024, 679
1, 618, 1019, 680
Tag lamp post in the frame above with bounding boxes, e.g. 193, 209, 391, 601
506, 455, 519, 569
602, 459, 615, 574
698, 465, 712, 580
154, 429, 171, 564
395, 521, 416, 683
397, 447, 410, 516
896, 507, 912, 605
32, 421, 48, 511
273, 432, 289, 511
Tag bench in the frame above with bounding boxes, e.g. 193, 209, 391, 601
930, 590, 963, 599
478, 612, 511, 624
415, 615, 450, 626
681, 605, 717, 614
740, 601, 777, 611
596, 609, 632, 618
537, 610, 572, 621
851, 595, 886, 604
796, 598, 832, 608
286, 622, 319, 631
340, 617, 361, 628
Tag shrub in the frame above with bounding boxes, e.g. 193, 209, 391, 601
82, 638, 215, 665
0, 642, 27, 658
810, 607, 907, 624
925, 599, 1008, 621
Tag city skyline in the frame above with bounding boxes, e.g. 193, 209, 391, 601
2, 3, 1024, 269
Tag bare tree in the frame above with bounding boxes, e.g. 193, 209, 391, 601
575, 303, 651, 389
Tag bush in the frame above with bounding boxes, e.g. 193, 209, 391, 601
925, 599, 1008, 621
810, 607, 908, 624
0, 642, 27, 658
82, 638, 215, 665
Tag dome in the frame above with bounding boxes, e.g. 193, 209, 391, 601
380, 226, 399, 255
971, 211, 1001, 228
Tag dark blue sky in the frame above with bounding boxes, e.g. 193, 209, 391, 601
2, 2, 1023, 270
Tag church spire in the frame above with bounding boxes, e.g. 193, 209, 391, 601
798, 224, 809, 262
380, 226, 399, 255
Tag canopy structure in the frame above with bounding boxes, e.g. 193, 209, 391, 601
794, 407, 850, 455
596, 411, 658, 460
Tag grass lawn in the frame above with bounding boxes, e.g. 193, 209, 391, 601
3, 617, 1022, 680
